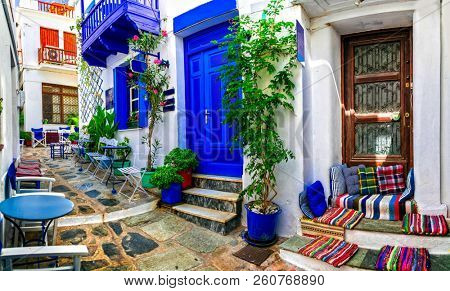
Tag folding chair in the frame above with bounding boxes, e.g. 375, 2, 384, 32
117, 167, 149, 202
92, 138, 118, 182
31, 128, 46, 148
58, 128, 72, 157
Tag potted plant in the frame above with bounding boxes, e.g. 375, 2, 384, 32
141, 138, 161, 188
20, 131, 32, 147
151, 165, 184, 205
164, 148, 198, 189
218, 0, 297, 243
128, 28, 169, 187
127, 112, 139, 128
68, 132, 79, 144
86, 106, 118, 152
113, 137, 132, 176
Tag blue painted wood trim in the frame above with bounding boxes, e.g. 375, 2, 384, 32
173, 0, 237, 34
114, 67, 129, 130
138, 81, 149, 128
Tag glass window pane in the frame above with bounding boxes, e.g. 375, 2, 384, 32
354, 41, 401, 76
355, 122, 401, 155
354, 81, 401, 113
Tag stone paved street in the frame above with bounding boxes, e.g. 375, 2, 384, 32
23, 148, 299, 271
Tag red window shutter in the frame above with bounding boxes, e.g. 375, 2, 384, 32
64, 32, 77, 54
40, 27, 59, 48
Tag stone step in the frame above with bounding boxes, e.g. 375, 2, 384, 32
182, 188, 242, 213
192, 174, 242, 193
172, 204, 240, 235
280, 235, 450, 271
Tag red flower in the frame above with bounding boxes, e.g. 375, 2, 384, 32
153, 89, 159, 95
154, 59, 162, 65
132, 35, 139, 41
159, 101, 166, 106
161, 30, 168, 37
128, 72, 134, 78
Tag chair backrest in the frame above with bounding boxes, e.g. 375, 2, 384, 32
6, 162, 16, 196
31, 128, 44, 140
58, 129, 71, 141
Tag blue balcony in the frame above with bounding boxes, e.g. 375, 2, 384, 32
81, 0, 160, 67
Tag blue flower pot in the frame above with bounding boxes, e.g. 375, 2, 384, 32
161, 183, 182, 205
245, 203, 281, 242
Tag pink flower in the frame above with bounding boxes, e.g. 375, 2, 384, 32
153, 89, 158, 95
159, 101, 166, 106
161, 30, 168, 37
154, 59, 162, 65
128, 72, 134, 78
132, 35, 139, 41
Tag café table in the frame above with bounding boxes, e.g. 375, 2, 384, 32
0, 194, 74, 246
101, 145, 131, 194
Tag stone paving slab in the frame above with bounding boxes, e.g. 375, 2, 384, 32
140, 216, 190, 242
137, 245, 203, 271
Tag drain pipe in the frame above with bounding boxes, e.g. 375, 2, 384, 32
1, 0, 19, 67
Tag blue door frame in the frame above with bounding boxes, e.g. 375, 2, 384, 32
184, 22, 243, 178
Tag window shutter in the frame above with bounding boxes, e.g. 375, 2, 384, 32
113, 67, 129, 130
40, 27, 59, 48
138, 81, 149, 128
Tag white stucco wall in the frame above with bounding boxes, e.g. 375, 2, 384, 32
412, 0, 447, 215
441, 0, 450, 217
0, 1, 20, 201
17, 1, 78, 131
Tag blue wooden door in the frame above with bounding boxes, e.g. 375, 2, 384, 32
185, 23, 243, 177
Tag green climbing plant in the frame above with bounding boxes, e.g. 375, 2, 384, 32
128, 28, 170, 171
218, 0, 298, 214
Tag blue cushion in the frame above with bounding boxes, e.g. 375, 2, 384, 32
343, 165, 365, 195
7, 162, 16, 191
0, 213, 3, 254
330, 164, 347, 198
399, 168, 414, 203
299, 190, 315, 219
306, 181, 327, 217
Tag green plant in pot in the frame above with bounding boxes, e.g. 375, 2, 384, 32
113, 137, 132, 176
164, 148, 198, 189
20, 131, 32, 147
86, 106, 118, 152
141, 138, 161, 188
151, 165, 184, 205
218, 0, 297, 243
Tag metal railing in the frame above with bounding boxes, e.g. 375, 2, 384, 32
38, 46, 77, 66
38, 1, 75, 18
82, 0, 159, 43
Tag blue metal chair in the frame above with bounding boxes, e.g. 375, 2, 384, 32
31, 128, 46, 148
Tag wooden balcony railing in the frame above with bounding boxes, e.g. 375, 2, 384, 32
38, 47, 77, 66
82, 0, 159, 43
38, 1, 75, 18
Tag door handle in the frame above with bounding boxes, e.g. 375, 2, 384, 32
205, 109, 211, 124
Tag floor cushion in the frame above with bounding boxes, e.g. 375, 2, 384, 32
331, 193, 416, 221
402, 213, 448, 236
399, 168, 414, 203
330, 164, 347, 198
376, 165, 406, 195
343, 165, 364, 195
306, 181, 327, 217
358, 167, 378, 195
299, 190, 315, 219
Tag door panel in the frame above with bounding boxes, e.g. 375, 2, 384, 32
185, 23, 243, 177
342, 29, 413, 170
40, 27, 59, 48
63, 32, 77, 58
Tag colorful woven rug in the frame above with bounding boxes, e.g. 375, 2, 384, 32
402, 214, 448, 236
376, 245, 430, 271
298, 236, 359, 267
313, 207, 364, 229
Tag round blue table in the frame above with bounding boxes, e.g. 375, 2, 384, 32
0, 195, 74, 246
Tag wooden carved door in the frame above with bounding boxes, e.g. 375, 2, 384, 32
342, 29, 413, 170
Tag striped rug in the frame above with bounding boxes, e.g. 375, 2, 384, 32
298, 236, 359, 268
313, 207, 364, 229
402, 214, 448, 236
376, 245, 430, 271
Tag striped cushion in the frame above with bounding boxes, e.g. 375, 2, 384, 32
330, 165, 347, 198
358, 167, 378, 195
331, 193, 416, 221
399, 168, 414, 203
299, 190, 315, 219
376, 165, 406, 195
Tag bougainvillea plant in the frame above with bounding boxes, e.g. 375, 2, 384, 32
128, 29, 169, 171
218, 0, 298, 214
